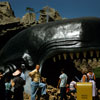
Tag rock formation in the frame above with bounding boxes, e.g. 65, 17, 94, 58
21, 13, 36, 26
0, 1, 15, 20
38, 6, 62, 23
0, 2, 34, 49
0, 1, 62, 50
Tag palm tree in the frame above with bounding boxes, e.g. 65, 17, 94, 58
25, 7, 36, 23
25, 7, 41, 22
25, 7, 34, 13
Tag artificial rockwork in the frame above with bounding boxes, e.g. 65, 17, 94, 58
0, 1, 62, 50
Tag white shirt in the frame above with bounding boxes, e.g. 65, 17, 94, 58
70, 81, 76, 91
59, 73, 68, 87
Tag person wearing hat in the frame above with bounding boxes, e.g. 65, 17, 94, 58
11, 69, 25, 100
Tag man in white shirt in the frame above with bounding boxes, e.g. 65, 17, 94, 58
58, 68, 68, 100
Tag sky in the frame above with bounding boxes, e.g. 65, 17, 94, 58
1, 0, 100, 20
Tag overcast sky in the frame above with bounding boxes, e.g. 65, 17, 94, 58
1, 0, 100, 20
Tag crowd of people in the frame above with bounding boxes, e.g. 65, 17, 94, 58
56, 65, 97, 100
65, 66, 97, 100
0, 64, 98, 100
0, 66, 26, 100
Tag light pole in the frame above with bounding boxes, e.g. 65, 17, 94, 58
45, 6, 50, 23
42, 0, 50, 23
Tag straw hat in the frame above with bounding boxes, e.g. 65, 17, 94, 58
12, 69, 21, 76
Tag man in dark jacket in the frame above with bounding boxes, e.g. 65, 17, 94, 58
11, 69, 25, 100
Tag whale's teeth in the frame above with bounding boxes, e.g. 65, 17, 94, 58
83, 51, 87, 58
70, 53, 73, 59
53, 57, 56, 62
58, 55, 61, 60
96, 50, 99, 58
52, 50, 100, 63
76, 52, 80, 59
90, 51, 93, 57
63, 53, 67, 60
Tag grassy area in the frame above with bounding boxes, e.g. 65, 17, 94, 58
93, 67, 100, 78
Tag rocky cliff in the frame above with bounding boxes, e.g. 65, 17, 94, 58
0, 1, 62, 49
0, 1, 15, 20
0, 2, 24, 49
38, 6, 62, 23
21, 13, 36, 25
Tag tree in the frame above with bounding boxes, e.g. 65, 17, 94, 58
25, 7, 34, 13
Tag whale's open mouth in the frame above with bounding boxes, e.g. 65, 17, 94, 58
41, 48, 100, 87
35, 37, 100, 86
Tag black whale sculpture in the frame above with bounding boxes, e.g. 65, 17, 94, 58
0, 17, 100, 78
